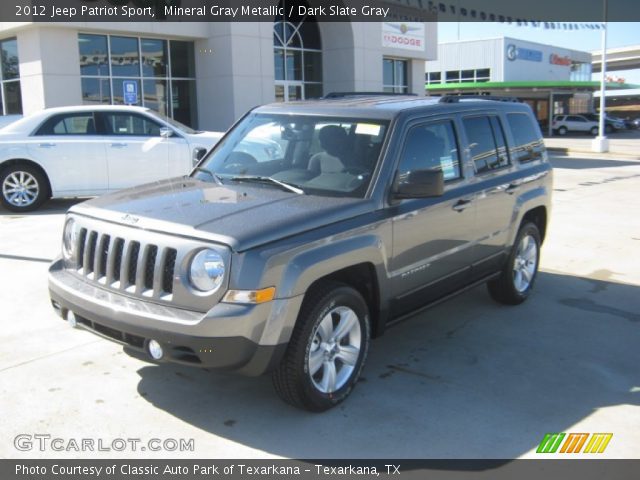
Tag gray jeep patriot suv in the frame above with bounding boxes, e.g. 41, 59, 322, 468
49, 95, 552, 411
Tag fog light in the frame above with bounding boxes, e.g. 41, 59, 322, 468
67, 310, 78, 328
148, 340, 164, 360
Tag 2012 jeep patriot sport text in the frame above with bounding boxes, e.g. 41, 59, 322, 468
49, 95, 552, 411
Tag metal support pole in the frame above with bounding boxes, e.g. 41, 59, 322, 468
592, 0, 609, 152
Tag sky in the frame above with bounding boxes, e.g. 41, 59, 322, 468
437, 22, 640, 84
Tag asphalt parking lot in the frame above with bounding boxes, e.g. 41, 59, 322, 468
1, 153, 639, 459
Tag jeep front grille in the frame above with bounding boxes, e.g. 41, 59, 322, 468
76, 228, 176, 297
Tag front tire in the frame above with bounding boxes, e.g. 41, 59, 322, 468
272, 282, 370, 412
488, 222, 541, 305
0, 164, 49, 212
557, 126, 568, 136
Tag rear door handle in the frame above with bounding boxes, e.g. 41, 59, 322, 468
452, 198, 473, 212
39, 143, 56, 148
111, 143, 127, 148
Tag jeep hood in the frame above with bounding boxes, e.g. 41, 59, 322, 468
71, 177, 373, 251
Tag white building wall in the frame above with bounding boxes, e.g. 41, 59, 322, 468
425, 38, 504, 81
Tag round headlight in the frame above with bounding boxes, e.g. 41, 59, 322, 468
62, 218, 78, 260
189, 249, 225, 292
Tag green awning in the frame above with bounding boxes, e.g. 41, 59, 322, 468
425, 80, 640, 91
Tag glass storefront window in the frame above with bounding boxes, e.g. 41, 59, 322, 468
0, 38, 22, 115
170, 41, 196, 78
3, 81, 21, 114
78, 34, 109, 76
171, 80, 197, 128
78, 34, 198, 127
141, 38, 168, 78
273, 2, 323, 102
81, 78, 111, 105
383, 58, 408, 93
110, 36, 140, 77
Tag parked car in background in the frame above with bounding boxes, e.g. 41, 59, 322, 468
552, 115, 600, 136
583, 113, 627, 132
0, 106, 223, 212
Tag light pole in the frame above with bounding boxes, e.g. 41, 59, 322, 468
592, 0, 609, 153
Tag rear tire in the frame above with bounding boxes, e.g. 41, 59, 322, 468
272, 282, 370, 412
590, 126, 598, 136
488, 222, 541, 305
0, 164, 49, 212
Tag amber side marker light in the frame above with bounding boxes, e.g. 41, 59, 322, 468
223, 287, 276, 304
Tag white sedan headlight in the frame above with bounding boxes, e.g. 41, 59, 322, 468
189, 249, 225, 292
62, 218, 78, 260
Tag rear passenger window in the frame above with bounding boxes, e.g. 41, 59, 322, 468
507, 113, 544, 162
398, 121, 461, 182
462, 115, 510, 174
36, 113, 97, 135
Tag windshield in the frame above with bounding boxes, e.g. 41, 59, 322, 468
195, 113, 389, 198
147, 110, 199, 134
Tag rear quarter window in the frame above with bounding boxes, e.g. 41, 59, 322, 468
506, 113, 544, 163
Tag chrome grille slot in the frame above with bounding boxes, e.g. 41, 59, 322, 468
124, 241, 140, 291
144, 245, 158, 291
83, 231, 98, 278
108, 238, 124, 285
95, 234, 111, 283
163, 248, 177, 295
76, 228, 87, 271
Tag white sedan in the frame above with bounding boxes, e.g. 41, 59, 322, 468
0, 105, 222, 212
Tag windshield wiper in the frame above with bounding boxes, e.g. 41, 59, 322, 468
193, 167, 223, 185
229, 175, 304, 194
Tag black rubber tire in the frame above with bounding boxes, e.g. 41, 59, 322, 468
272, 281, 371, 412
0, 164, 49, 212
487, 222, 541, 305
590, 126, 599, 136
557, 126, 568, 136
605, 124, 613, 134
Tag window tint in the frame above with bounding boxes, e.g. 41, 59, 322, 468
567, 115, 584, 122
36, 113, 97, 135
507, 113, 544, 162
103, 113, 162, 136
463, 116, 510, 174
398, 121, 461, 181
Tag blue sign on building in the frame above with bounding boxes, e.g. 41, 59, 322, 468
123, 80, 138, 105
506, 44, 543, 62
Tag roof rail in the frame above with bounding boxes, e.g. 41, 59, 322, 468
438, 95, 521, 103
322, 92, 418, 99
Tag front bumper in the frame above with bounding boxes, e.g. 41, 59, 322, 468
48, 259, 291, 375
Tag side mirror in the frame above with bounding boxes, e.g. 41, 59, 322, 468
159, 127, 173, 138
393, 169, 444, 199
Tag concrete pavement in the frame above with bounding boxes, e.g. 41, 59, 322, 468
0, 154, 638, 459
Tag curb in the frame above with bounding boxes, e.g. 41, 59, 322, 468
546, 147, 640, 161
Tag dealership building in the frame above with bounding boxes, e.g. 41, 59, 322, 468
0, 19, 435, 131
424, 37, 634, 134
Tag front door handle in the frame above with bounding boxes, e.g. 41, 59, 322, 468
39, 143, 56, 148
452, 198, 472, 212
111, 143, 127, 148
